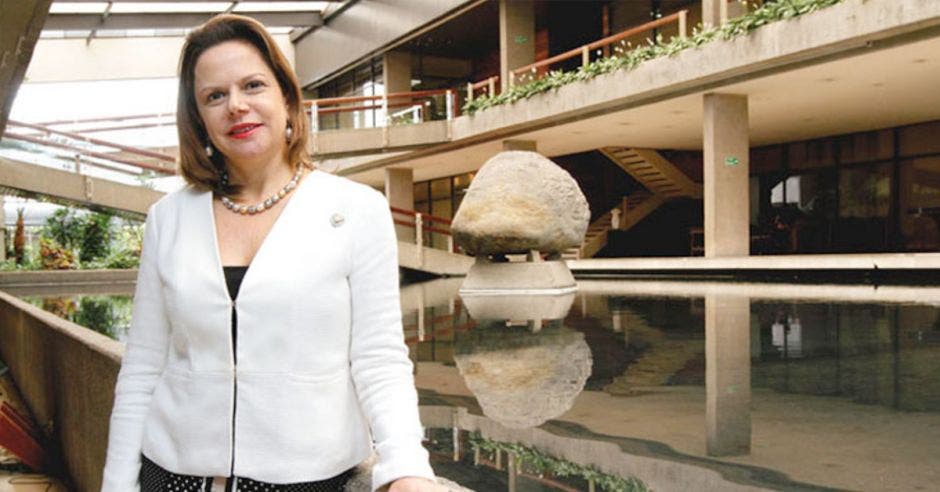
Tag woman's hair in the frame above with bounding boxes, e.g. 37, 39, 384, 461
176, 14, 311, 194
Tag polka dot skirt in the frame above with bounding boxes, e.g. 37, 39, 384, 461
140, 455, 353, 492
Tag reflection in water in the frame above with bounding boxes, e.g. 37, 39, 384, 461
27, 294, 133, 341
454, 320, 591, 429
20, 280, 940, 491
423, 426, 646, 492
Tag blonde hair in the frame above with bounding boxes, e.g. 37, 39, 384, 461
176, 14, 312, 194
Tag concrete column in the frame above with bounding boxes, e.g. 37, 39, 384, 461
705, 294, 751, 456
382, 51, 412, 95
703, 93, 749, 258
702, 0, 722, 29
499, 0, 535, 92
385, 168, 414, 243
703, 0, 747, 28
503, 140, 537, 152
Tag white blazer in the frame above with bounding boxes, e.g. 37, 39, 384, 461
102, 170, 433, 491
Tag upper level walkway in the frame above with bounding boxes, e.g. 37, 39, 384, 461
320, 0, 940, 186
0, 120, 472, 276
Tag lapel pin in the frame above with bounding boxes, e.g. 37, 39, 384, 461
330, 213, 345, 227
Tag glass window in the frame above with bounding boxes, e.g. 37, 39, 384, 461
414, 182, 429, 202
430, 178, 452, 200
788, 140, 836, 170
899, 157, 940, 251
839, 164, 891, 218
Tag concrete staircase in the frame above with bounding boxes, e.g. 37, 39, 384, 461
562, 148, 701, 260
605, 306, 703, 395
599, 147, 702, 199
563, 190, 665, 260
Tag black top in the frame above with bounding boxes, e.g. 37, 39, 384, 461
223, 266, 249, 301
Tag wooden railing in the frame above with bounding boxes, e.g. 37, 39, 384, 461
306, 89, 458, 132
510, 9, 688, 87
389, 206, 458, 257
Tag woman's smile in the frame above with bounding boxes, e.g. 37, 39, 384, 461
228, 122, 264, 139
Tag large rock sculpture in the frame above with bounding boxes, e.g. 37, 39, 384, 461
452, 151, 590, 255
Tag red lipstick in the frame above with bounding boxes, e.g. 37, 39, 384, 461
228, 123, 262, 139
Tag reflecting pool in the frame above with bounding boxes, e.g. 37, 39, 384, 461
20, 279, 940, 491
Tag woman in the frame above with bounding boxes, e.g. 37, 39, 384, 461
102, 14, 438, 492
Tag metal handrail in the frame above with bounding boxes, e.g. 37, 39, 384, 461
1, 131, 175, 175
389, 205, 452, 226
306, 89, 458, 132
7, 120, 176, 163
509, 9, 687, 87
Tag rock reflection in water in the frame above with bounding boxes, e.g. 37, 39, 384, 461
454, 319, 592, 429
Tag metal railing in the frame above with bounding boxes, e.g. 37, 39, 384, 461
389, 205, 457, 260
306, 89, 458, 132
1, 120, 176, 190
510, 9, 688, 87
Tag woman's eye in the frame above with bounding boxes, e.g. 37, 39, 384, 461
246, 80, 265, 91
206, 91, 224, 103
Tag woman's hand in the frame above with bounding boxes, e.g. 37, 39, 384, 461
387, 476, 445, 491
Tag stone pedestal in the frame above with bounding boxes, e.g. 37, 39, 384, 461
459, 257, 576, 295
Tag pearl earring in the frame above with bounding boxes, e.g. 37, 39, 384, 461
285, 124, 293, 143
205, 143, 214, 157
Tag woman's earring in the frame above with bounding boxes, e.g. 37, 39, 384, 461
205, 143, 214, 157
219, 166, 229, 187
285, 123, 293, 143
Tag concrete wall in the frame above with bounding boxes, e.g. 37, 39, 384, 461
0, 156, 165, 215
25, 34, 295, 82
0, 289, 123, 492
293, 0, 472, 88
313, 120, 450, 157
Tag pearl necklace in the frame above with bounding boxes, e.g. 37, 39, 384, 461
219, 167, 305, 215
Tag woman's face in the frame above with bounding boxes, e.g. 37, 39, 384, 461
194, 40, 289, 169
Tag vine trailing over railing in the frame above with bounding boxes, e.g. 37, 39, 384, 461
468, 432, 647, 492
463, 0, 847, 115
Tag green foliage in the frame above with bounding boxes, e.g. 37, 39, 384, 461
42, 208, 85, 251
463, 0, 846, 115
468, 433, 647, 492
79, 211, 114, 263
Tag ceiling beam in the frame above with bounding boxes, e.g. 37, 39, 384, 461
1, 0, 53, 135
44, 11, 323, 30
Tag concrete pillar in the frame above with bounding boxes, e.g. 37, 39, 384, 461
705, 294, 751, 456
703, 0, 747, 28
502, 140, 537, 152
499, 0, 535, 92
702, 0, 722, 29
382, 51, 412, 95
703, 93, 749, 258
385, 168, 414, 243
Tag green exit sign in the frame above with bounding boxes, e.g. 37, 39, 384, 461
724, 156, 740, 166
